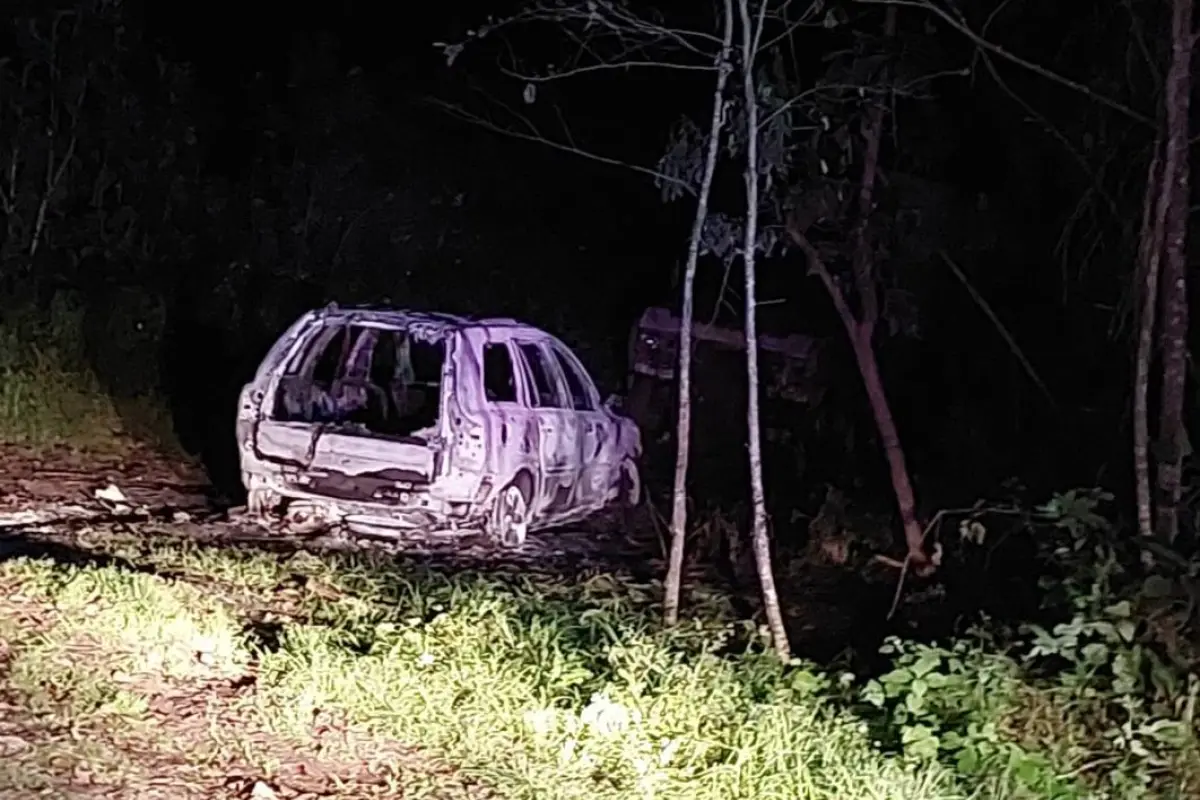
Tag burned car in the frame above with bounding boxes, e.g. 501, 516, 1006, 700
236, 304, 642, 546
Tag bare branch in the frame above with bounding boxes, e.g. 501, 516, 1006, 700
424, 95, 695, 196
938, 250, 1056, 407
500, 59, 715, 82
855, 0, 1153, 126
757, 69, 964, 131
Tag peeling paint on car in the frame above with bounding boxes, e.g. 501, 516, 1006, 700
236, 304, 642, 546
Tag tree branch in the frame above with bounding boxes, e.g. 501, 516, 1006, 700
939, 250, 1056, 406
787, 226, 859, 338
855, 0, 1154, 126
500, 59, 715, 83
425, 95, 695, 196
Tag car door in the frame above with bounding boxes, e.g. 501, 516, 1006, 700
547, 341, 612, 509
513, 340, 582, 517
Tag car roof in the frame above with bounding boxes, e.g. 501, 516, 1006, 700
309, 304, 540, 336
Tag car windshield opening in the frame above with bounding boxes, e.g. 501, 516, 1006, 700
272, 323, 445, 439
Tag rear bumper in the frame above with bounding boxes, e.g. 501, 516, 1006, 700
244, 469, 484, 532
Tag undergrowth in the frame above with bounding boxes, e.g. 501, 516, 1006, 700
856, 489, 1200, 799
0, 295, 171, 451
2, 536, 952, 800
3, 493, 1197, 799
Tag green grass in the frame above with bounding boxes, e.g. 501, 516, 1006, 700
0, 295, 175, 453
2, 519, 1198, 799
0, 533, 958, 800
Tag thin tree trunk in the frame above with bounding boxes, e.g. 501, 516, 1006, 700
842, 7, 930, 569
664, 0, 735, 627
1154, 0, 1193, 544
1135, 139, 1164, 541
738, 0, 790, 660
784, 8, 925, 571
849, 327, 925, 561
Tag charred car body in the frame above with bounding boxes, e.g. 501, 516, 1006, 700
237, 305, 642, 545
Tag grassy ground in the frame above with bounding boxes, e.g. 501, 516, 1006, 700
0, 295, 176, 455
0, 530, 955, 800
2, 302, 1198, 799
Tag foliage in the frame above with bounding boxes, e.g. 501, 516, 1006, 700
7, 502, 1200, 799
1, 531, 957, 799
0, 0, 203, 293
858, 489, 1200, 799
653, 10, 965, 338
0, 293, 169, 450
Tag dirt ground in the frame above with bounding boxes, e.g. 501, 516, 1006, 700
0, 443, 508, 799
0, 441, 899, 799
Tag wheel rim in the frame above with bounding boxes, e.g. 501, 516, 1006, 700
497, 486, 528, 546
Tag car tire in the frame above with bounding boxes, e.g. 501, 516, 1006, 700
488, 481, 530, 548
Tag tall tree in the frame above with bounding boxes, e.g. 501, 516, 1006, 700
1134, 137, 1164, 542
737, 0, 790, 658
663, 0, 735, 627
783, 7, 930, 571
1152, 0, 1193, 544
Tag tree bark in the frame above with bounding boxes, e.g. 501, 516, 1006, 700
664, 0, 735, 627
1154, 0, 1193, 544
838, 8, 929, 569
1134, 138, 1164, 542
849, 326, 925, 562
739, 0, 790, 660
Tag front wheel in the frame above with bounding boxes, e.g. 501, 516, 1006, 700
486, 482, 530, 548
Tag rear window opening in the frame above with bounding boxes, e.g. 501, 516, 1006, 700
272, 323, 445, 439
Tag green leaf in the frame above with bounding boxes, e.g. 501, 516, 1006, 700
901, 724, 940, 761
1081, 642, 1109, 664
1104, 600, 1133, 619
955, 744, 980, 774
910, 651, 941, 678
862, 680, 886, 707
1013, 754, 1043, 786
1141, 574, 1175, 598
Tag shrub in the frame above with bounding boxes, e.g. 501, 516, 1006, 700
0, 294, 171, 451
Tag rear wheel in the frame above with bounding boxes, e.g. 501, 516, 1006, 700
487, 481, 530, 547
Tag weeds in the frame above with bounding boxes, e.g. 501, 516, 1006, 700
857, 488, 1200, 799
0, 295, 172, 452
2, 488, 1197, 797
0, 534, 957, 799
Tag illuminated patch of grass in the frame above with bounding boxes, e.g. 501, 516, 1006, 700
2, 560, 248, 718
0, 297, 174, 453
0, 537, 957, 800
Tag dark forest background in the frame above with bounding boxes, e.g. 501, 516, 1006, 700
0, 0, 1165, 518
1, 1, 1199, 794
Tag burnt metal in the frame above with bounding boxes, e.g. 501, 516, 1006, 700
237, 304, 643, 543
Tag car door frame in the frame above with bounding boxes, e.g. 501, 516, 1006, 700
544, 338, 613, 511
510, 337, 583, 519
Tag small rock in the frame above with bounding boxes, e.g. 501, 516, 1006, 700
250, 780, 278, 800
0, 735, 29, 756
172, 510, 192, 523
94, 484, 128, 504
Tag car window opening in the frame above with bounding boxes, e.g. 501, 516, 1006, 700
273, 323, 445, 439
